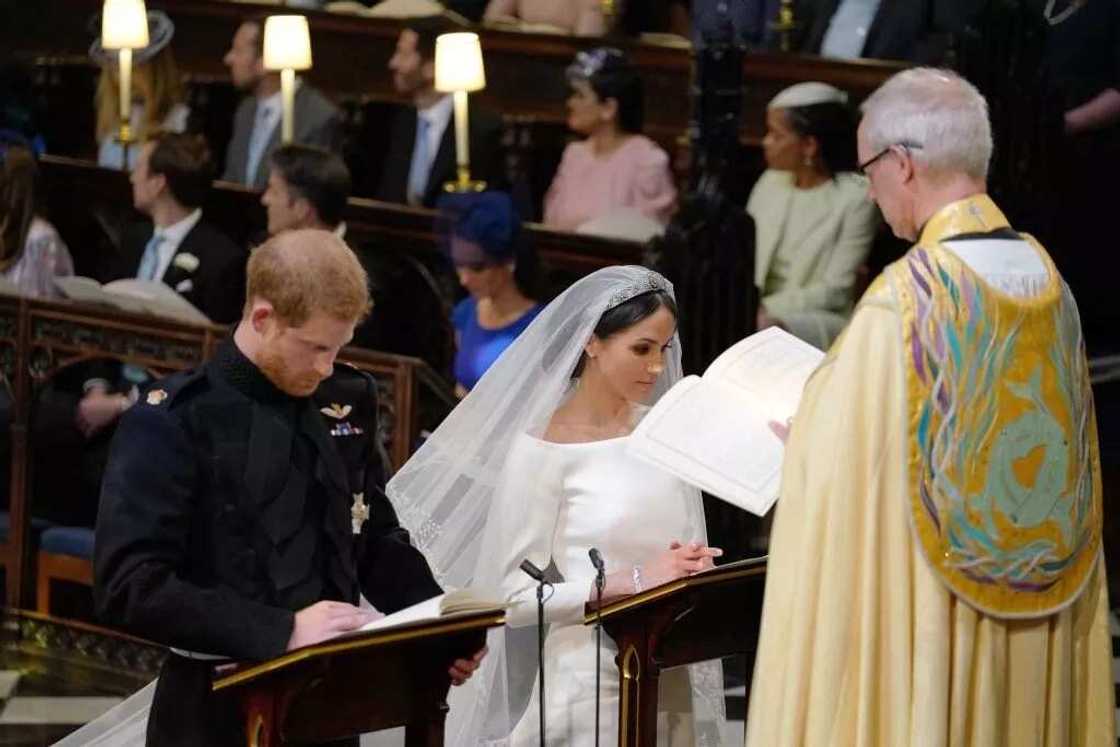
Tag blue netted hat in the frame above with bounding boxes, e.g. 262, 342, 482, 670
437, 191, 521, 266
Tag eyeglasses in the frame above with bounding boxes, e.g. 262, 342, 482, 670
857, 141, 923, 175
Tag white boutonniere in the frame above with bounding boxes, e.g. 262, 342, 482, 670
172, 252, 200, 273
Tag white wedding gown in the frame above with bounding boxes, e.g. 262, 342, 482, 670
493, 431, 707, 747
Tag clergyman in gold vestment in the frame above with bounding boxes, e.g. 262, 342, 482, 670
746, 68, 1115, 747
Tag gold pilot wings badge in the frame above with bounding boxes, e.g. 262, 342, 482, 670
320, 403, 352, 419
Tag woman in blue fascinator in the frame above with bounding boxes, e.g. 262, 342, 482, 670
439, 190, 543, 397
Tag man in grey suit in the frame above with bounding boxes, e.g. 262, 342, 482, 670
220, 19, 342, 189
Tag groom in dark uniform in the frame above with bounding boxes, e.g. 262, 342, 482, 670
95, 230, 482, 746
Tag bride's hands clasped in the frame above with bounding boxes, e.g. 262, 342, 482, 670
594, 540, 724, 602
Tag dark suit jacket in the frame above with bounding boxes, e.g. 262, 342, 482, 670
375, 102, 506, 208
221, 84, 343, 189
796, 0, 976, 62
110, 218, 247, 325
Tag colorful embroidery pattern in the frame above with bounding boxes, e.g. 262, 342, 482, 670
893, 198, 1101, 618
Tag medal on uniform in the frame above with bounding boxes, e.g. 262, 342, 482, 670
351, 492, 369, 535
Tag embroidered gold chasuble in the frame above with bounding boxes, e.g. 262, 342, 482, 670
746, 196, 1114, 747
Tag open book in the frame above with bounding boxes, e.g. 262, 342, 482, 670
55, 276, 211, 326
324, 0, 445, 17
356, 588, 509, 636
628, 327, 825, 517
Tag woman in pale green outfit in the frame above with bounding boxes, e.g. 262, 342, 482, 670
747, 82, 880, 350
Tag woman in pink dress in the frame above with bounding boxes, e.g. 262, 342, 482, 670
543, 48, 677, 232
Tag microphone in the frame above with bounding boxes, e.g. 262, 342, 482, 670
589, 548, 606, 747
520, 558, 545, 582
521, 558, 548, 747
588, 548, 605, 574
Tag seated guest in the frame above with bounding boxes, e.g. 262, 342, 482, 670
795, 0, 977, 62
91, 10, 189, 169
442, 191, 542, 397
484, 0, 606, 35
113, 132, 246, 323
0, 133, 74, 297
377, 19, 506, 207
75, 133, 247, 444
220, 18, 342, 189
543, 48, 677, 232
747, 82, 879, 350
262, 144, 351, 239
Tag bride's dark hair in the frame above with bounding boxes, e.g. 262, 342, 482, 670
571, 289, 678, 378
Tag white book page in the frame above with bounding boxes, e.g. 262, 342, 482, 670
104, 279, 212, 325
628, 376, 784, 516
55, 276, 147, 314
703, 327, 824, 424
358, 595, 445, 634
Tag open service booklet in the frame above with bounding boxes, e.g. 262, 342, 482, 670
54, 276, 211, 326
355, 588, 509, 636
627, 327, 825, 517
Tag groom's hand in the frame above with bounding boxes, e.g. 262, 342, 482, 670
449, 646, 488, 686
287, 601, 379, 651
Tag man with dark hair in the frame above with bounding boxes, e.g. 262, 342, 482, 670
74, 133, 246, 442
221, 18, 342, 189
376, 18, 506, 207
119, 132, 246, 324
262, 144, 351, 237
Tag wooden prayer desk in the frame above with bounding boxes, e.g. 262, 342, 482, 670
583, 557, 767, 747
212, 610, 504, 747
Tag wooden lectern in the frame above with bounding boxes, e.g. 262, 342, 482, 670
584, 557, 767, 747
212, 610, 504, 747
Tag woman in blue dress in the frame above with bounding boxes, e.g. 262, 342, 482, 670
442, 192, 543, 397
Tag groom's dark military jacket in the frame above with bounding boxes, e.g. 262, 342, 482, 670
94, 340, 442, 661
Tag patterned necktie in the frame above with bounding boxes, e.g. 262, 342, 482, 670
407, 115, 432, 206
245, 102, 276, 185
136, 232, 165, 281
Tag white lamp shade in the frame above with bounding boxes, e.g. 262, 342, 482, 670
263, 15, 313, 71
434, 33, 486, 93
101, 0, 150, 50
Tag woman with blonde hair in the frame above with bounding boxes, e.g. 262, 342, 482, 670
91, 10, 189, 169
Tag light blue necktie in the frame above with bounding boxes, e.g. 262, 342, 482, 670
820, 0, 882, 59
136, 232, 165, 281
245, 102, 276, 185
124, 232, 164, 386
406, 115, 432, 206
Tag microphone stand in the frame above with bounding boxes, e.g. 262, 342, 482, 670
589, 549, 606, 747
520, 559, 549, 747
594, 569, 606, 746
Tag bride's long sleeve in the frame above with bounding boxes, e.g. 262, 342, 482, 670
492, 435, 589, 627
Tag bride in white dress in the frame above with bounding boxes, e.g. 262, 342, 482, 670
388, 266, 729, 746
